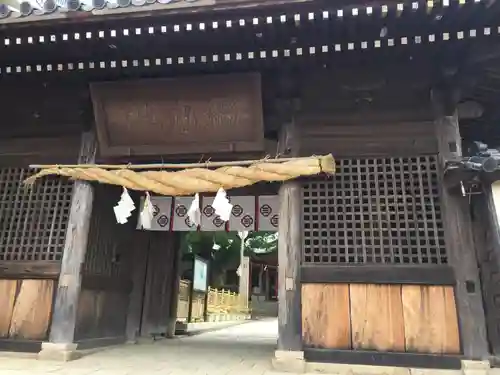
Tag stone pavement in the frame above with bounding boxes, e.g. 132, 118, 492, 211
0, 319, 278, 375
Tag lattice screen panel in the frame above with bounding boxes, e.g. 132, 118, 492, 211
302, 155, 446, 265
0, 168, 73, 261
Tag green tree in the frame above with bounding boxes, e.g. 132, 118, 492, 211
180, 231, 277, 287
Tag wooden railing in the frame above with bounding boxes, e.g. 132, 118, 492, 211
177, 279, 191, 321
206, 287, 249, 315
176, 280, 249, 322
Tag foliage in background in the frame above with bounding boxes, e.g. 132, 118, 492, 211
180, 231, 277, 287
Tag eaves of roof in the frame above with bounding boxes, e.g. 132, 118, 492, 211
0, 0, 313, 25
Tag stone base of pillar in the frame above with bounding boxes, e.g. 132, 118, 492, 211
272, 350, 306, 373
166, 319, 177, 339
37, 343, 81, 362
282, 359, 490, 375
462, 360, 490, 375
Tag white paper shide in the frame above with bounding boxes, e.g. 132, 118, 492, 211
139, 192, 155, 229
114, 187, 135, 224
212, 187, 233, 222
187, 193, 201, 227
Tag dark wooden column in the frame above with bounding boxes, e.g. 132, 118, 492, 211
472, 180, 500, 356
277, 118, 302, 352
49, 131, 97, 344
433, 89, 489, 359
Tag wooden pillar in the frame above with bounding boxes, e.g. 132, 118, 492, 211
433, 89, 489, 360
238, 247, 251, 305
472, 181, 500, 356
39, 131, 96, 361
258, 265, 264, 296
276, 118, 302, 354
265, 267, 270, 300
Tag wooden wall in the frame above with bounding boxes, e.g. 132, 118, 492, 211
0, 82, 87, 139
302, 283, 460, 354
0, 82, 86, 167
296, 68, 435, 158
140, 231, 178, 337
298, 148, 463, 365
0, 279, 55, 341
0, 81, 85, 347
74, 185, 136, 342
0, 168, 74, 348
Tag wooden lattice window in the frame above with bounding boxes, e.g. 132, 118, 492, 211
302, 155, 447, 265
0, 168, 73, 261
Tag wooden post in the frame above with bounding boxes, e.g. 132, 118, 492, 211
433, 89, 489, 360
187, 258, 195, 324
258, 264, 264, 296
265, 267, 270, 300
202, 260, 210, 322
39, 131, 96, 360
276, 118, 302, 353
472, 181, 500, 356
238, 231, 251, 306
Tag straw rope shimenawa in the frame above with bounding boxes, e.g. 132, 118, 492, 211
25, 154, 335, 196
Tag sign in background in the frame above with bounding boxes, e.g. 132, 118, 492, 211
137, 195, 279, 232
193, 257, 209, 292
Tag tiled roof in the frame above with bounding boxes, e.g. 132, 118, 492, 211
0, 0, 201, 20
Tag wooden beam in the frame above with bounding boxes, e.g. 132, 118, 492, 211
0, 261, 60, 279
433, 89, 489, 359
301, 265, 455, 285
277, 116, 302, 352
304, 349, 462, 369
0, 136, 80, 167
48, 131, 96, 344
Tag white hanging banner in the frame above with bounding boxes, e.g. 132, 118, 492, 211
200, 195, 226, 231
134, 194, 279, 232
228, 196, 256, 232
136, 196, 172, 231
256, 195, 279, 231
172, 197, 198, 231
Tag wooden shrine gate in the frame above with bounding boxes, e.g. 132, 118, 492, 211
2, 0, 500, 370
